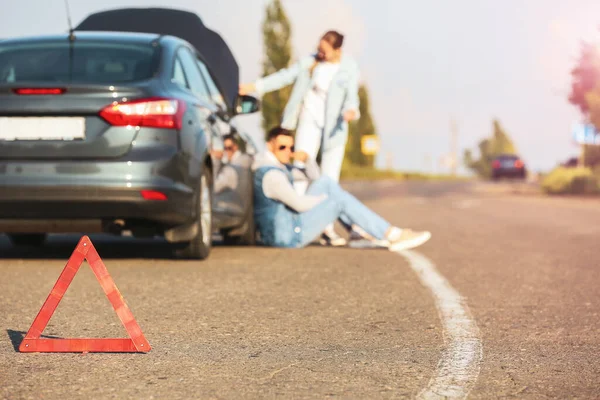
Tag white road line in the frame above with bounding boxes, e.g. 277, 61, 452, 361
395, 250, 483, 400
452, 199, 481, 209
412, 197, 429, 204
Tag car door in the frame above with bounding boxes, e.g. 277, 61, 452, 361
194, 56, 252, 229
170, 47, 219, 187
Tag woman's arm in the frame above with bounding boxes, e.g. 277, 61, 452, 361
239, 56, 313, 96
254, 61, 302, 95
342, 63, 361, 121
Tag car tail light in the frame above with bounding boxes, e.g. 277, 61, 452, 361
514, 159, 524, 168
140, 190, 167, 201
492, 160, 501, 169
99, 97, 186, 129
13, 88, 66, 95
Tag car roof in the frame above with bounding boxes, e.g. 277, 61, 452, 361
0, 31, 164, 46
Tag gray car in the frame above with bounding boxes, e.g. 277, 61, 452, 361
0, 14, 260, 259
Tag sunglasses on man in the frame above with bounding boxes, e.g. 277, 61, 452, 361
278, 144, 295, 152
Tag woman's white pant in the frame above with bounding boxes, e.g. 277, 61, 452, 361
294, 111, 345, 183
293, 110, 346, 240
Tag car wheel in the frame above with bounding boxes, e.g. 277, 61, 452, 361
174, 169, 213, 260
8, 233, 47, 247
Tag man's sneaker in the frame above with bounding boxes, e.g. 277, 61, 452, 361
347, 226, 388, 248
388, 229, 432, 252
319, 231, 347, 247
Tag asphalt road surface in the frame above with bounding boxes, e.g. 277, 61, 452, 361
1, 180, 598, 399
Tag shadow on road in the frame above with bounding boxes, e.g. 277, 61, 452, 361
0, 233, 251, 260
0, 234, 186, 260
6, 330, 66, 352
7, 330, 25, 352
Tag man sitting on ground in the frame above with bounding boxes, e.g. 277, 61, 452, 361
251, 127, 432, 250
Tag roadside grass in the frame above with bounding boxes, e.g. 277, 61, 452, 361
339, 165, 472, 182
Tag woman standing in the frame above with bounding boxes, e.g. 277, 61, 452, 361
239, 30, 360, 246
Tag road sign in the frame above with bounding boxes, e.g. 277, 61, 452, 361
572, 123, 600, 145
361, 135, 380, 155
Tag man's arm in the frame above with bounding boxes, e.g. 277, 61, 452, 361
262, 169, 326, 212
293, 151, 320, 181
303, 157, 321, 180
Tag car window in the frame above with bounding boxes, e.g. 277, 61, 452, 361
0, 41, 160, 83
177, 47, 211, 103
171, 56, 188, 88
195, 59, 227, 110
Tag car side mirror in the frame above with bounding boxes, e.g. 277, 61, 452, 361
236, 95, 260, 115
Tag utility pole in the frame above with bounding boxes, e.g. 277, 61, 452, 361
385, 151, 393, 171
450, 118, 458, 176
424, 153, 432, 174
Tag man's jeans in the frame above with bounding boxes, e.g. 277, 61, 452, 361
299, 177, 391, 247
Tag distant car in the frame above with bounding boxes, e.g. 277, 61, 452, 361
491, 154, 526, 180
0, 8, 260, 259
561, 157, 579, 168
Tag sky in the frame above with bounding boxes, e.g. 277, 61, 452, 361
2, 0, 600, 174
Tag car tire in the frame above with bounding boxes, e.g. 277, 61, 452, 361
174, 168, 213, 260
8, 233, 47, 247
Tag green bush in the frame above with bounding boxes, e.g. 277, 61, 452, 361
541, 166, 599, 195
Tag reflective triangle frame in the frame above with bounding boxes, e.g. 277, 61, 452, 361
19, 236, 151, 353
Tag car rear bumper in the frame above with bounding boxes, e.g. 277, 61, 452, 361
0, 157, 198, 232
0, 185, 194, 224
493, 168, 526, 177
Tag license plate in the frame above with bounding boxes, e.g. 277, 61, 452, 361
0, 117, 85, 141
502, 160, 515, 167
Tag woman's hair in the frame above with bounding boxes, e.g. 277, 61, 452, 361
322, 30, 345, 50
310, 30, 345, 74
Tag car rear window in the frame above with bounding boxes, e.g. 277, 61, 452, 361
0, 40, 160, 84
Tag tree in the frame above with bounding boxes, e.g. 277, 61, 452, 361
260, 0, 293, 138
344, 84, 377, 167
463, 119, 518, 179
463, 138, 492, 179
568, 42, 600, 166
489, 119, 517, 155
569, 42, 600, 115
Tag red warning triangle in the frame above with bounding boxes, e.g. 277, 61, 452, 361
19, 235, 151, 353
